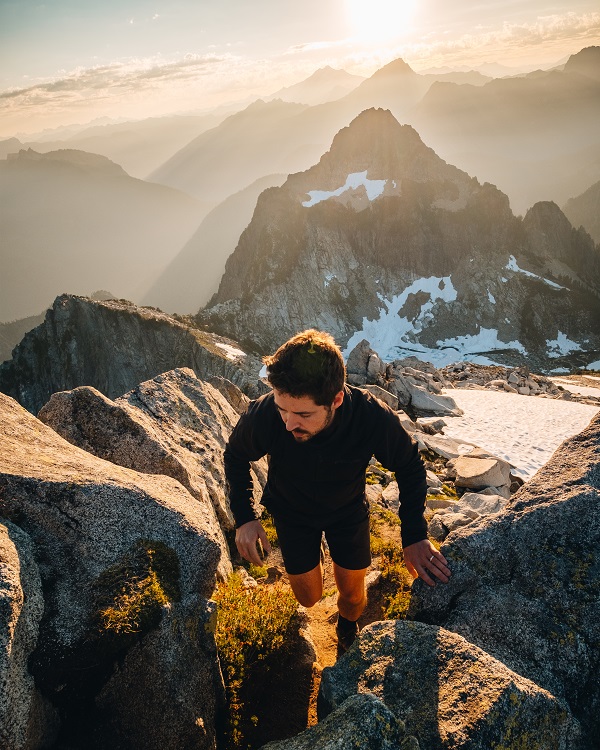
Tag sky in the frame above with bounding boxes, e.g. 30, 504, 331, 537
1, 0, 600, 137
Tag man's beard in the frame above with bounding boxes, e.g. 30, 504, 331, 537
291, 406, 334, 442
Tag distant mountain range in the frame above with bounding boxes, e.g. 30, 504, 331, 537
0, 149, 203, 322
2, 46, 599, 339
264, 66, 365, 105
1, 113, 224, 180
148, 47, 600, 217
199, 108, 600, 371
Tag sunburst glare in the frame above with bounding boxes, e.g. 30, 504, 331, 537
344, 0, 418, 42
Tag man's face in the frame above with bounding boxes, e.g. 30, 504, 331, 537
273, 389, 344, 442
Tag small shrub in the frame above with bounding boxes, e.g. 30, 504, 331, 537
383, 588, 412, 619
99, 568, 169, 634
247, 563, 268, 579
213, 573, 298, 749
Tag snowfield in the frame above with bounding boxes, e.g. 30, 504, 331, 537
441, 387, 599, 480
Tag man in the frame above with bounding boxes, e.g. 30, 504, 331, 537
224, 329, 450, 651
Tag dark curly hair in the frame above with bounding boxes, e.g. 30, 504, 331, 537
263, 329, 346, 406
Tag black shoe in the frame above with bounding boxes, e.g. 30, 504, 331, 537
336, 616, 359, 653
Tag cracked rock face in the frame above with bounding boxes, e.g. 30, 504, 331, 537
38, 368, 267, 578
318, 620, 580, 750
0, 392, 224, 750
410, 411, 600, 748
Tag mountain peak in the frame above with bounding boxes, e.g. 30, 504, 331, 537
564, 46, 600, 80
294, 108, 444, 186
368, 57, 416, 80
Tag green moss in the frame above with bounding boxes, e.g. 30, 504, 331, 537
94, 540, 180, 640
384, 589, 412, 619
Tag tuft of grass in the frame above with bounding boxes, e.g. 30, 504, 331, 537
213, 573, 298, 749
369, 510, 415, 621
94, 540, 180, 641
321, 586, 338, 599
99, 569, 169, 634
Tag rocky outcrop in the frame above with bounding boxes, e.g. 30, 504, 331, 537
0, 312, 46, 365
0, 391, 225, 749
0, 521, 57, 750
347, 340, 461, 417
199, 108, 600, 369
38, 368, 266, 556
410, 411, 600, 748
259, 693, 419, 750
428, 492, 509, 542
443, 362, 600, 406
447, 451, 512, 492
318, 620, 579, 749
522, 200, 600, 299
0, 295, 264, 415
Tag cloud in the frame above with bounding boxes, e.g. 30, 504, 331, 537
339, 11, 600, 73
285, 39, 351, 54
0, 53, 233, 104
410, 11, 600, 63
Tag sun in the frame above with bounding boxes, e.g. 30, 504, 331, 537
345, 0, 418, 43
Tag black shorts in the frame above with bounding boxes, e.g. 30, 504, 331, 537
271, 501, 372, 576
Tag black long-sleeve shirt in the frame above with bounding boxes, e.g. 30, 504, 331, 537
224, 385, 428, 548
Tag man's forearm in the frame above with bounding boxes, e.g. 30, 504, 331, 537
223, 445, 259, 527
395, 451, 428, 548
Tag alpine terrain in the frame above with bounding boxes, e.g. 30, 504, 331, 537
200, 108, 600, 371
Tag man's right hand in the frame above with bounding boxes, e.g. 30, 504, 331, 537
235, 520, 272, 566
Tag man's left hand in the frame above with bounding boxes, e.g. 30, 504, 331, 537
404, 539, 451, 586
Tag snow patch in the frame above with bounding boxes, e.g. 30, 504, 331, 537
443, 389, 599, 479
215, 342, 246, 360
506, 255, 566, 290
324, 272, 336, 288
302, 171, 387, 207
550, 379, 600, 397
546, 332, 583, 357
488, 291, 496, 304
343, 277, 529, 366
436, 329, 527, 360
343, 276, 458, 363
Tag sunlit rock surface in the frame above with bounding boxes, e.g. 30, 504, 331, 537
0, 391, 224, 749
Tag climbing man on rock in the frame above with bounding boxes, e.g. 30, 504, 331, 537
224, 329, 450, 651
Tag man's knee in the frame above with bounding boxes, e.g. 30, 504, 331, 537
288, 565, 323, 608
338, 586, 365, 607
334, 566, 367, 604
293, 589, 321, 608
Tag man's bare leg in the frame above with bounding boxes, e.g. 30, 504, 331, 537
287, 563, 323, 608
333, 564, 367, 621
